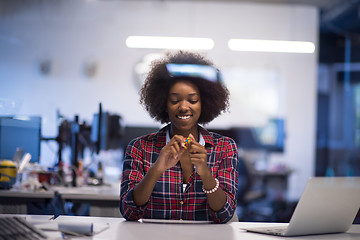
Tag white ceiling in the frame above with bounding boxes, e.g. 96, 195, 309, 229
1, 0, 358, 35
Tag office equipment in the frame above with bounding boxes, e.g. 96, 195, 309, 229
0, 182, 122, 217
58, 222, 94, 236
0, 216, 47, 239
241, 177, 360, 237
209, 119, 285, 153
236, 118, 285, 152
91, 103, 123, 153
45, 113, 92, 186
0, 116, 41, 162
253, 118, 285, 152
120, 126, 160, 150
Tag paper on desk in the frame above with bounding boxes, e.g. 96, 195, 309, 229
30, 220, 110, 236
30, 222, 63, 239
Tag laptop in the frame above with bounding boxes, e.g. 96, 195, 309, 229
241, 177, 360, 237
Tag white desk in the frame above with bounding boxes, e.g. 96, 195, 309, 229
14, 215, 360, 240
0, 183, 121, 217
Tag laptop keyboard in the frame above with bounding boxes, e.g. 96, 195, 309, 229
0, 216, 47, 240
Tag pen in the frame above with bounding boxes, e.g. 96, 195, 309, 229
49, 214, 60, 221
49, 191, 63, 220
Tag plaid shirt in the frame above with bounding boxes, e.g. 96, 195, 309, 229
120, 124, 238, 223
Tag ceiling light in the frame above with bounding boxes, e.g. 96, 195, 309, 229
228, 39, 315, 53
126, 36, 214, 50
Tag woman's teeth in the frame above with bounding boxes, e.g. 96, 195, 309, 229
177, 115, 190, 120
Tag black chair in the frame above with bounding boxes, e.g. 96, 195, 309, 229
236, 156, 267, 221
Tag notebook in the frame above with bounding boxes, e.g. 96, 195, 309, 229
241, 177, 360, 237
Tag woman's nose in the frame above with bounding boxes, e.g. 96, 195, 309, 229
179, 100, 189, 110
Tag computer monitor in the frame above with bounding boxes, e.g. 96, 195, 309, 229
91, 111, 123, 153
254, 118, 285, 152
120, 126, 160, 150
238, 118, 285, 152
0, 116, 41, 162
211, 118, 285, 152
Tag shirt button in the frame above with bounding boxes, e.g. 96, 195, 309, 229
180, 201, 184, 205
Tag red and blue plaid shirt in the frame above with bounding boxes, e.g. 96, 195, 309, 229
120, 124, 238, 223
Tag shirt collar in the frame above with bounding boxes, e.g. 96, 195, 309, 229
166, 127, 205, 146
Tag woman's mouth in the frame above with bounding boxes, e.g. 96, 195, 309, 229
177, 115, 191, 120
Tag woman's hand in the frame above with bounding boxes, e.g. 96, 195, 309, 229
132, 135, 186, 207
188, 134, 209, 177
154, 135, 186, 173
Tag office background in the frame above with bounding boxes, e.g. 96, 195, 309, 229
0, 0, 357, 207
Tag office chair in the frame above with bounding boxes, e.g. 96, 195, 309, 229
236, 156, 268, 222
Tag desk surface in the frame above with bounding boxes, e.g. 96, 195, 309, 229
12, 215, 360, 240
0, 182, 120, 201
0, 184, 122, 217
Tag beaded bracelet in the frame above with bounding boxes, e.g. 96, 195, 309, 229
202, 178, 219, 194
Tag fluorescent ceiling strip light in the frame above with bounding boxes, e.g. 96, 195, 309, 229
228, 39, 315, 53
126, 36, 214, 50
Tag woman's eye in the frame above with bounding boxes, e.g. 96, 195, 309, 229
189, 100, 198, 104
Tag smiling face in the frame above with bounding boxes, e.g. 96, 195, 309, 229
167, 80, 201, 138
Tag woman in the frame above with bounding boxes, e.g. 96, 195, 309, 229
120, 51, 238, 223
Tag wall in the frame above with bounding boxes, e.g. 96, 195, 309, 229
0, 0, 318, 200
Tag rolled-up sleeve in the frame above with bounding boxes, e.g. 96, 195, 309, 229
209, 137, 239, 223
120, 139, 148, 221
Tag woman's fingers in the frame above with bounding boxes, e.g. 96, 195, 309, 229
189, 142, 206, 154
172, 135, 186, 148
